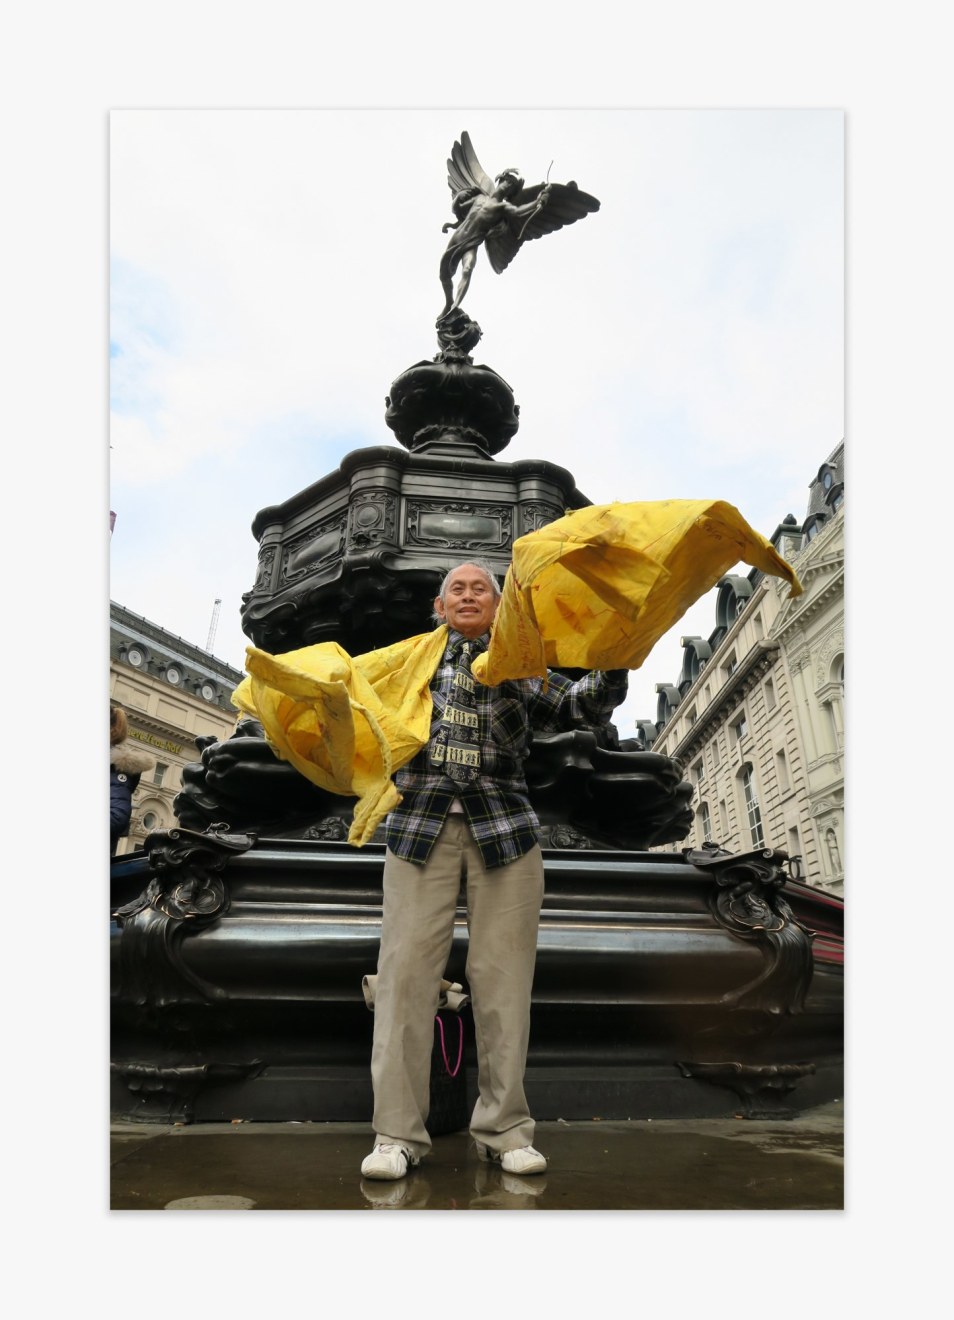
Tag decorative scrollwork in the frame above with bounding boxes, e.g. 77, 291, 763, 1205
676, 1061, 817, 1118
281, 515, 347, 582
405, 500, 512, 550
521, 502, 563, 534
111, 1060, 264, 1124
302, 817, 350, 842
113, 824, 256, 1010
547, 822, 594, 850
253, 545, 277, 591
683, 841, 815, 1015
348, 493, 397, 549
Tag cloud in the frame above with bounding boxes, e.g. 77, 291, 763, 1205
109, 109, 842, 723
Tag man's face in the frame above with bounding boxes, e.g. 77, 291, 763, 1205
434, 565, 499, 639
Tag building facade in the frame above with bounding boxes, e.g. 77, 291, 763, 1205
109, 602, 245, 855
646, 445, 844, 893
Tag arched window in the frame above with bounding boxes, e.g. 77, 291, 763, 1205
699, 801, 713, 843
655, 684, 682, 728
740, 766, 765, 848
715, 576, 753, 631
802, 513, 827, 544
679, 636, 712, 688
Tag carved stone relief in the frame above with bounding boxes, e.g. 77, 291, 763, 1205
521, 502, 563, 535
348, 492, 397, 549
814, 630, 845, 688
405, 500, 513, 551
253, 546, 277, 591
282, 514, 347, 582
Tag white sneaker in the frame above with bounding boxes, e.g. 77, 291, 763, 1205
476, 1142, 548, 1175
360, 1142, 419, 1181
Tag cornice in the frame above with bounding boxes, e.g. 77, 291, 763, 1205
775, 565, 844, 636
127, 712, 198, 757
665, 641, 780, 764
124, 701, 237, 757
110, 603, 244, 685
810, 792, 845, 817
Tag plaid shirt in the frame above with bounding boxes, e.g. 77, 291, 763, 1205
385, 629, 628, 869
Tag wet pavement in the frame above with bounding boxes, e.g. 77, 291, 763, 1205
111, 1102, 842, 1210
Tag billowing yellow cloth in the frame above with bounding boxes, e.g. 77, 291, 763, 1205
232, 626, 449, 846
232, 498, 801, 847
471, 499, 802, 685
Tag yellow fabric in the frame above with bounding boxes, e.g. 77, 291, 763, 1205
232, 497, 802, 847
232, 626, 449, 846
471, 499, 803, 685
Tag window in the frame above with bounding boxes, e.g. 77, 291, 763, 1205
803, 514, 827, 544
775, 749, 790, 794
723, 653, 738, 678
686, 707, 697, 727
710, 738, 721, 768
788, 826, 801, 860
692, 759, 705, 785
764, 677, 777, 711
719, 800, 729, 836
741, 767, 765, 847
126, 646, 144, 667
753, 612, 764, 640
700, 801, 713, 843
733, 714, 748, 743
142, 811, 159, 831
153, 762, 168, 788
165, 666, 182, 686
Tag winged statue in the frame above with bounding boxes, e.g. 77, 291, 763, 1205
438, 131, 600, 321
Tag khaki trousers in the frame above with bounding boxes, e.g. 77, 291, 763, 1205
371, 816, 545, 1159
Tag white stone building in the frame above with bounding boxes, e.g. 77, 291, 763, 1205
647, 444, 844, 893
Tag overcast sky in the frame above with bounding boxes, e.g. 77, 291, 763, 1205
109, 108, 843, 730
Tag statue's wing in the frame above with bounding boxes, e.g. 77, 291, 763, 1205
486, 181, 601, 275
446, 131, 495, 197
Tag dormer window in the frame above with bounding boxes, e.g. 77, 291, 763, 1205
802, 513, 827, 545
817, 461, 837, 493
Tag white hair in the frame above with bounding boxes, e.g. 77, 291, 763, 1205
432, 560, 503, 624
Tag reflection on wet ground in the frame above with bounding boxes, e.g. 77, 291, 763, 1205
111, 1105, 843, 1210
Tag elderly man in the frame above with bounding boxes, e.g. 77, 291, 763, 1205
361, 560, 628, 1180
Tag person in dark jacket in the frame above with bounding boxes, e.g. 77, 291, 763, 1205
110, 702, 155, 855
